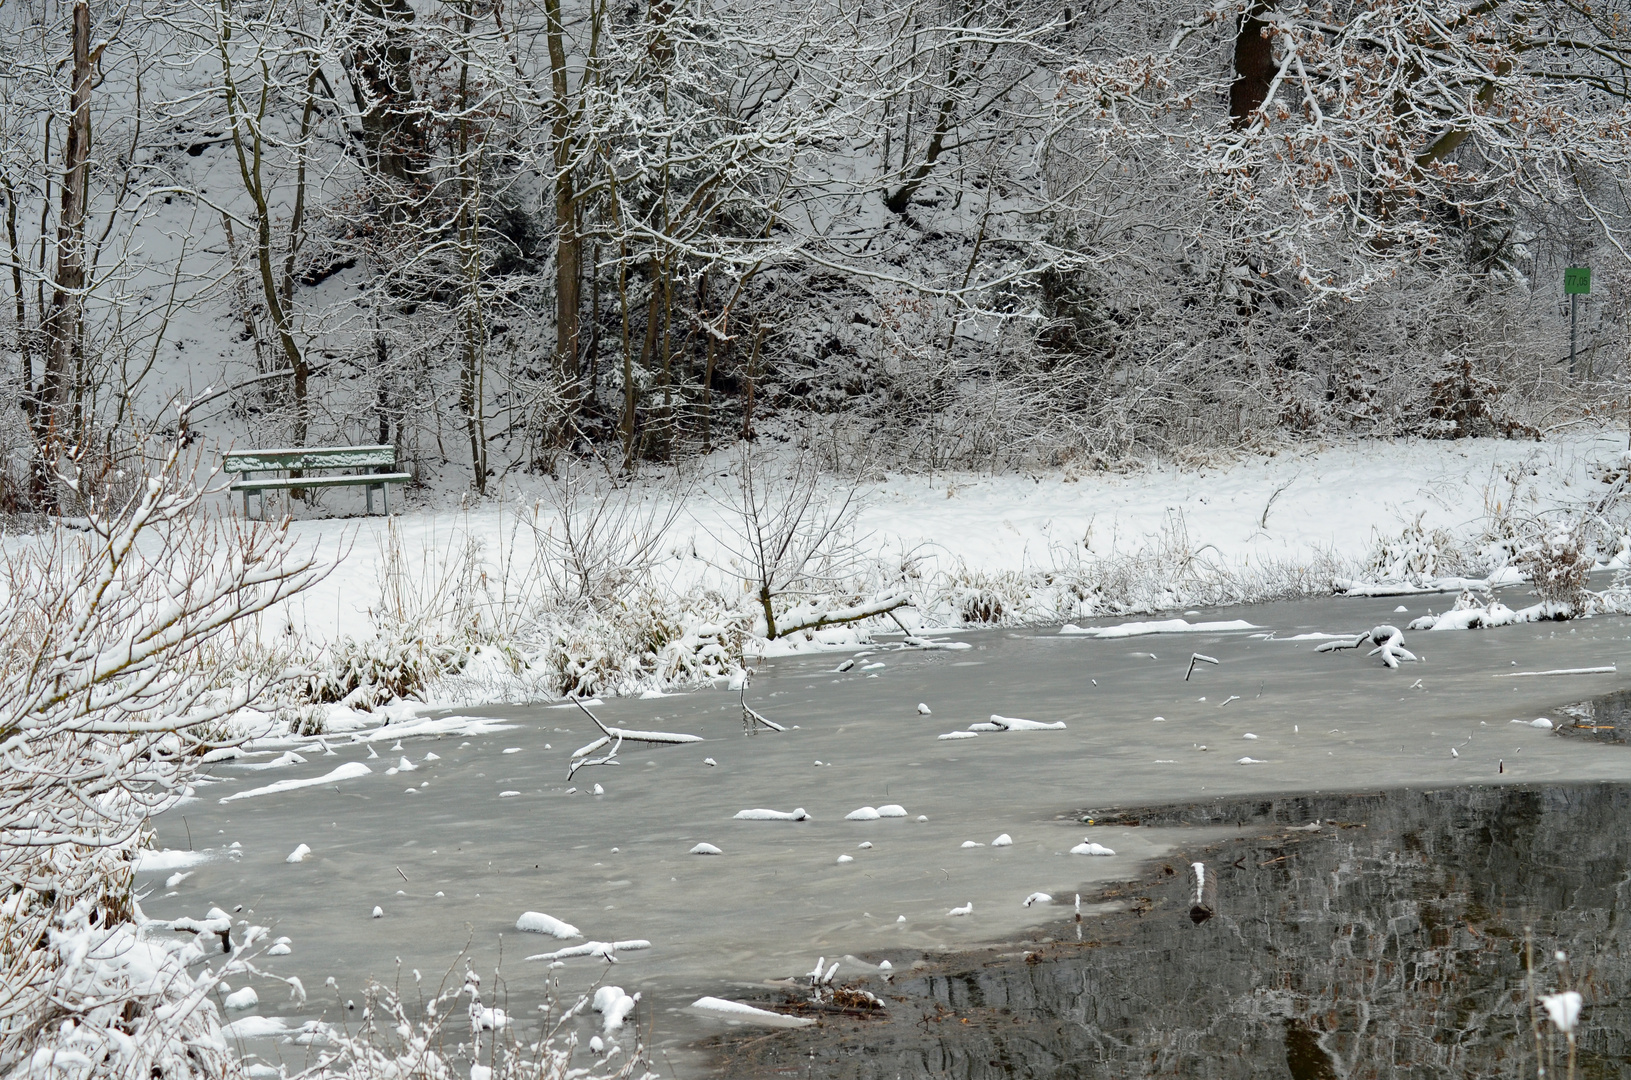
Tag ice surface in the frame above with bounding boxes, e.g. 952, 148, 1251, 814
147, 594, 1631, 1072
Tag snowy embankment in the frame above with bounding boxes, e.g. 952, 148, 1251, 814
205, 431, 1631, 726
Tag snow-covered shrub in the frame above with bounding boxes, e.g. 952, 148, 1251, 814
0, 440, 324, 1077
1514, 524, 1593, 612
1422, 354, 1540, 440
944, 569, 1027, 626
540, 594, 749, 699
1363, 515, 1484, 583
527, 468, 683, 615
301, 628, 469, 713
704, 448, 865, 640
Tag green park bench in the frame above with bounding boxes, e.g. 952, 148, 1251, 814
223, 444, 412, 518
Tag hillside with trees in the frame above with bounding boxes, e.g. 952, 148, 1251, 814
2, 0, 1627, 506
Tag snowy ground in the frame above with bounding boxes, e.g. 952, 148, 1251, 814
239, 429, 1629, 665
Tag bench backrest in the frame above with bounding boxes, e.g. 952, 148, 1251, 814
222, 444, 397, 473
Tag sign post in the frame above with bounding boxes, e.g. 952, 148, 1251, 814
1564, 266, 1591, 375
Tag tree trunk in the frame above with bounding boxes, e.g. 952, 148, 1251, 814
544, 0, 581, 406
219, 10, 311, 449
40, 0, 95, 494
457, 3, 486, 494
1228, 3, 1276, 127
344, 0, 423, 187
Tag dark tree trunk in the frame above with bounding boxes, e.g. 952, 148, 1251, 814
1229, 3, 1276, 127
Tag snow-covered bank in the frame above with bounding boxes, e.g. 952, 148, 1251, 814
207, 432, 1629, 719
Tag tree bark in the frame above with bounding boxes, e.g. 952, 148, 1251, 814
40, 0, 96, 487
544, 0, 581, 401
343, 0, 423, 188
1228, 3, 1276, 127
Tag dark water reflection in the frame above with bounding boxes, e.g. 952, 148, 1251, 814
1560, 689, 1631, 744
711, 784, 1631, 1079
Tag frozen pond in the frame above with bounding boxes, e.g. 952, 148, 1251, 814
716, 782, 1631, 1078
141, 591, 1631, 1075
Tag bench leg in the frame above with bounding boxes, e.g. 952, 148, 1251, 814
366, 484, 375, 515
383, 482, 390, 516
243, 490, 250, 518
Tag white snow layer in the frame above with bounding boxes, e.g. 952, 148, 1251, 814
514, 912, 582, 938
1058, 619, 1260, 638
688, 997, 815, 1028
219, 762, 372, 803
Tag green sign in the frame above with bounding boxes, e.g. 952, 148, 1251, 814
1565, 266, 1592, 295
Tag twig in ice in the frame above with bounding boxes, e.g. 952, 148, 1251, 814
740, 680, 785, 735
566, 696, 705, 778
1493, 666, 1616, 678
1185, 653, 1219, 681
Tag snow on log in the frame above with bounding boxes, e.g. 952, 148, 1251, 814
524, 939, 651, 962
772, 591, 914, 639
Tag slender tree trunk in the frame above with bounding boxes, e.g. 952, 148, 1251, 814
619, 242, 636, 472
3, 173, 32, 414
280, 64, 320, 312
39, 1, 95, 498
456, 3, 486, 494
741, 320, 762, 441
543, 0, 581, 411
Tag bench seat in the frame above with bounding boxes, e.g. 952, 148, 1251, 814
227, 471, 414, 492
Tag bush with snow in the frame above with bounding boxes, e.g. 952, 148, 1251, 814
0, 442, 323, 1078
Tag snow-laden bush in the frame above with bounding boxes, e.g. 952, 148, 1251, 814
301, 628, 469, 714
0, 440, 325, 1078
1514, 525, 1593, 612
1361, 514, 1484, 584
302, 973, 652, 1080
541, 594, 750, 699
